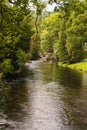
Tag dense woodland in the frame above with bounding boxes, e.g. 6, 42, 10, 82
0, 0, 87, 77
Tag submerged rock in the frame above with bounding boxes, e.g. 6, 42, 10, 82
40, 53, 54, 62
0, 119, 8, 128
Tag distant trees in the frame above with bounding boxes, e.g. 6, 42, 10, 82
29, 1, 46, 60
66, 11, 87, 63
39, 0, 87, 63
40, 13, 60, 56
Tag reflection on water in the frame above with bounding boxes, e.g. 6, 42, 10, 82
0, 61, 87, 130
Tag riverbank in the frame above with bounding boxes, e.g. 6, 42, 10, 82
58, 61, 87, 72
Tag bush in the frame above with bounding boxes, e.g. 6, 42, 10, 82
0, 59, 14, 75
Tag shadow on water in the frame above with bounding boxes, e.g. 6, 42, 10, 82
40, 63, 82, 88
0, 66, 35, 129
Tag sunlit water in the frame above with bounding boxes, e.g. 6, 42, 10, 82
0, 61, 87, 130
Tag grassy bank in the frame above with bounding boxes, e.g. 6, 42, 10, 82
58, 61, 87, 72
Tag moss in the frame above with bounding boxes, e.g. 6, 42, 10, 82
58, 61, 87, 72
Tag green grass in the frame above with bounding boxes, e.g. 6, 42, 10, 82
58, 61, 87, 72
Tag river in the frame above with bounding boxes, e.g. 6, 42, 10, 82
0, 60, 87, 130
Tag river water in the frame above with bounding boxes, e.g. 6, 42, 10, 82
0, 61, 87, 130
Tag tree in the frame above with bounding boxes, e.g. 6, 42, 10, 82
54, 15, 71, 63
40, 13, 60, 56
66, 11, 87, 63
29, 1, 46, 60
0, 0, 34, 76
40, 0, 87, 63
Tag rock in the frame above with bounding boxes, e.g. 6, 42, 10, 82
45, 53, 53, 61
0, 119, 8, 126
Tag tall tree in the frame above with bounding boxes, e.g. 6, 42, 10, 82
0, 0, 34, 76
40, 13, 60, 56
29, 1, 46, 59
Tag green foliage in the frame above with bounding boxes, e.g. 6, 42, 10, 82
56, 19, 69, 63
66, 11, 87, 63
40, 13, 61, 55
0, 59, 14, 75
39, 0, 87, 64
30, 34, 40, 60
0, 0, 34, 76
58, 61, 87, 72
16, 49, 28, 68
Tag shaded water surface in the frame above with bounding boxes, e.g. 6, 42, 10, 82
0, 61, 87, 130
